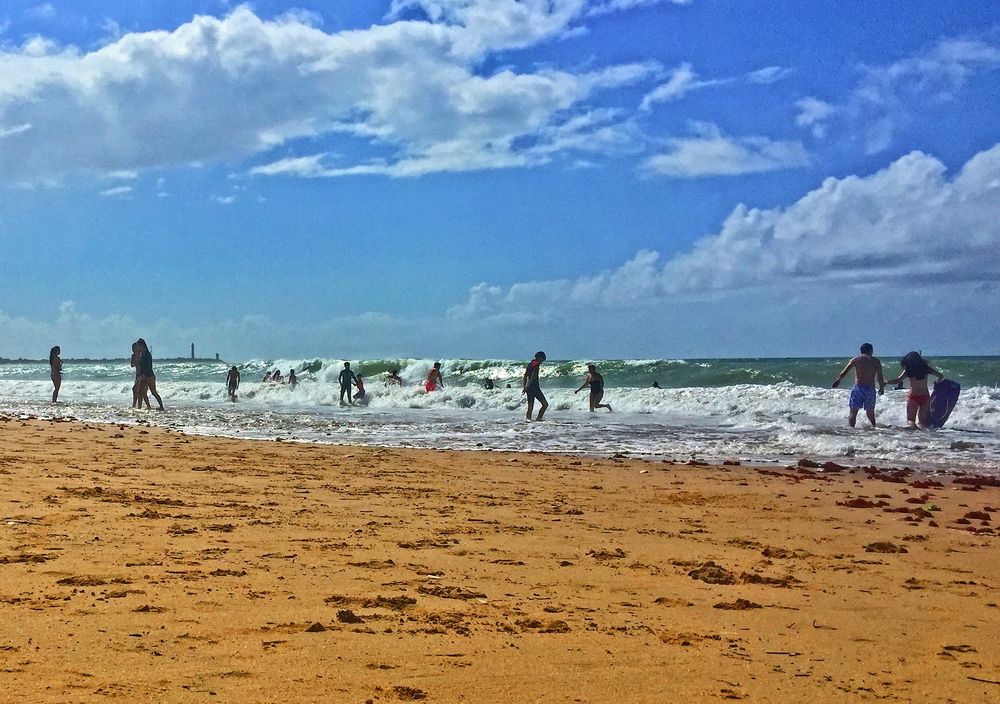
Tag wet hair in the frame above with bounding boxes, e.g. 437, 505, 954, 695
136, 338, 146, 347
534, 351, 547, 361
860, 343, 873, 355
587, 363, 596, 371
391, 369, 399, 375
900, 351, 930, 380
344, 362, 351, 367
49, 346, 59, 364
433, 362, 441, 369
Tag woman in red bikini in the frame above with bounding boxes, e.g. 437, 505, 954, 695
885, 351, 943, 429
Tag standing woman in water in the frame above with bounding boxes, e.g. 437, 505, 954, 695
135, 339, 165, 411
49, 346, 62, 403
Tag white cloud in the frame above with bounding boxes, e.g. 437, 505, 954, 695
0, 5, 661, 184
747, 65, 793, 85
589, 0, 692, 16
640, 62, 703, 109
645, 122, 809, 177
795, 38, 1000, 153
794, 97, 837, 138
211, 194, 237, 205
451, 142, 1000, 321
0, 122, 32, 137
99, 185, 132, 197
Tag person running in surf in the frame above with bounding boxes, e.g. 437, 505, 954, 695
354, 374, 366, 401
425, 362, 444, 392
884, 351, 944, 429
522, 351, 548, 421
575, 363, 612, 412
226, 366, 240, 400
832, 343, 886, 427
339, 362, 357, 405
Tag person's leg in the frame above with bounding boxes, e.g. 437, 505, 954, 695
865, 408, 877, 426
916, 399, 931, 427
52, 374, 60, 403
525, 397, 534, 421
136, 377, 151, 409
906, 398, 918, 427
535, 390, 548, 421
848, 407, 859, 428
146, 377, 164, 410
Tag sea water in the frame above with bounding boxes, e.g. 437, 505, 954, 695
1, 356, 998, 473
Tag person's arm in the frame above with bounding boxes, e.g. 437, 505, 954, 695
884, 372, 903, 385
876, 361, 885, 395
575, 374, 591, 393
438, 371, 444, 388
522, 367, 529, 392
832, 359, 855, 388
928, 365, 944, 381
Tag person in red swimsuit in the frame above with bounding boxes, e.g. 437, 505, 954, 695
425, 362, 444, 392
884, 351, 943, 429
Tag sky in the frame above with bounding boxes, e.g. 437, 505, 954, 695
1, 0, 999, 361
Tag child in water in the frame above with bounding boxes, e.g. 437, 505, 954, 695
885, 351, 943, 429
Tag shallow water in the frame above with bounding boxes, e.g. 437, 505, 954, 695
2, 356, 998, 473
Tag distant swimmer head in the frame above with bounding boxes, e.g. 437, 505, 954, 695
344, 361, 351, 368
534, 351, 546, 361
860, 343, 873, 355
433, 362, 441, 369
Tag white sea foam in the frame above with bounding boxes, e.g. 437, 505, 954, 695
1, 375, 998, 473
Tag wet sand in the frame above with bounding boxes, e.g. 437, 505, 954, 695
1, 416, 998, 702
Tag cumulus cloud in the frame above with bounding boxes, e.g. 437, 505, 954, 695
795, 38, 1000, 153
644, 122, 809, 177
0, 4, 660, 184
451, 142, 1000, 321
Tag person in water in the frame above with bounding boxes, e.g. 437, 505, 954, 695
522, 351, 548, 421
484, 378, 495, 390
386, 370, 403, 386
271, 369, 283, 383
575, 363, 612, 412
288, 369, 297, 387
130, 341, 149, 408
354, 374, 366, 400
425, 362, 444, 392
884, 351, 944, 429
651, 381, 661, 389
832, 342, 886, 427
226, 366, 240, 400
262, 370, 273, 382
49, 345, 62, 403
339, 362, 357, 405
135, 338, 164, 411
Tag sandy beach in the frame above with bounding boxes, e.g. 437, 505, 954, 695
0, 416, 997, 702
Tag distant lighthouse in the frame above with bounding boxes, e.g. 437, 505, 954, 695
191, 343, 195, 360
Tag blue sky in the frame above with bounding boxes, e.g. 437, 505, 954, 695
1, 0, 999, 360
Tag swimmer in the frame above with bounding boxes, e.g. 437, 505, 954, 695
226, 366, 240, 400
832, 343, 885, 427
339, 362, 357, 405
575, 363, 612, 412
425, 362, 444, 392
522, 351, 548, 421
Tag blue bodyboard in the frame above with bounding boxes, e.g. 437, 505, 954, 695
927, 379, 960, 429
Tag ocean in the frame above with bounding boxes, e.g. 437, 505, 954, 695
2, 356, 999, 473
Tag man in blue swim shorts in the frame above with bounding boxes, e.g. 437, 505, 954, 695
832, 343, 885, 427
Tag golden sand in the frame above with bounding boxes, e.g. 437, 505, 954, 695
0, 417, 997, 702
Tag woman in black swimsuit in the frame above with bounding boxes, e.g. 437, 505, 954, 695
575, 363, 612, 412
